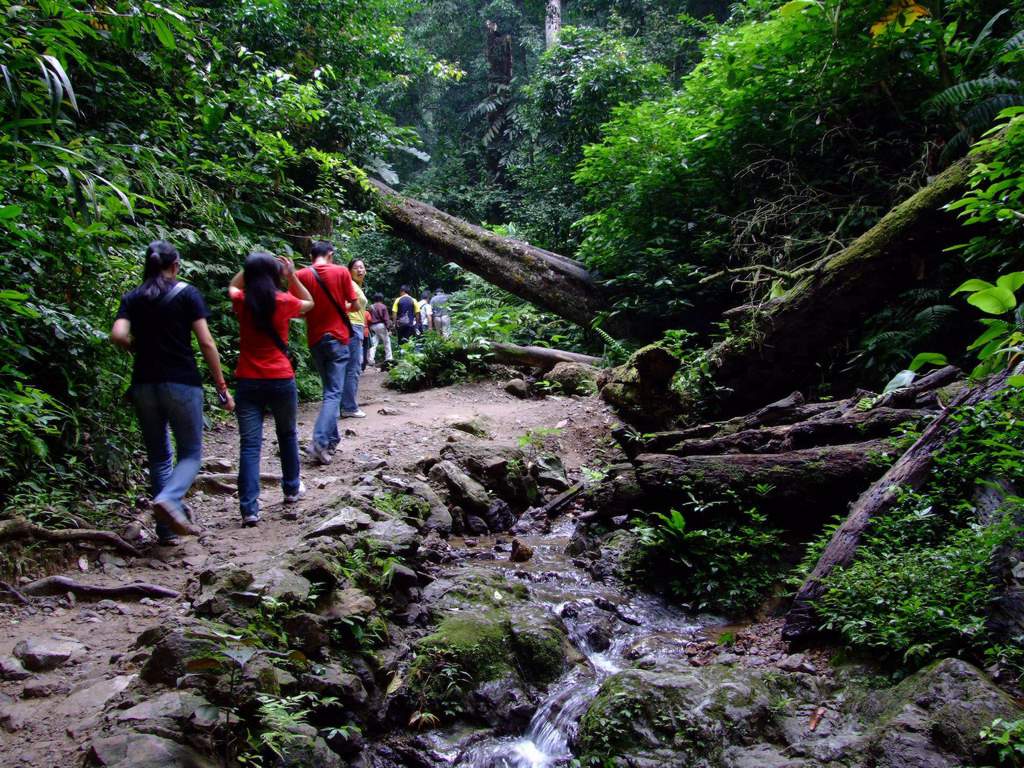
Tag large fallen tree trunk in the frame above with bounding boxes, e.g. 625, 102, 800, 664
487, 342, 601, 370
783, 371, 1010, 643
597, 439, 895, 530
695, 156, 976, 417
346, 177, 606, 327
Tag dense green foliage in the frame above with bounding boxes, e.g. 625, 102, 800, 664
807, 388, 1024, 675
0, 0, 440, 519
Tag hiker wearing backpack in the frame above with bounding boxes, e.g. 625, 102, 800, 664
228, 252, 314, 526
431, 287, 452, 338
367, 292, 393, 368
392, 285, 420, 345
110, 240, 234, 544
295, 241, 358, 464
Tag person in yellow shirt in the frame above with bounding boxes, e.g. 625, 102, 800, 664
392, 285, 420, 345
341, 258, 369, 418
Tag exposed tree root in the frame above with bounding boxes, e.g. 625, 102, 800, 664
0, 518, 142, 558
18, 575, 179, 600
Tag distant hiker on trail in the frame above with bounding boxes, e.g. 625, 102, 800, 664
367, 292, 393, 368
229, 252, 314, 527
392, 285, 420, 345
431, 287, 452, 338
362, 308, 372, 371
342, 258, 368, 418
419, 289, 433, 332
295, 241, 358, 464
111, 240, 234, 544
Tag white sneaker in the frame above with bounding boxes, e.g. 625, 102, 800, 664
284, 480, 306, 504
341, 409, 367, 419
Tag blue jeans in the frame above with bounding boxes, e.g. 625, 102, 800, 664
132, 382, 204, 539
235, 378, 301, 517
309, 334, 350, 451
341, 324, 364, 414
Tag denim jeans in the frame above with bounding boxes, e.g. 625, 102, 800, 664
309, 334, 349, 451
132, 382, 204, 539
341, 324, 364, 413
235, 378, 301, 517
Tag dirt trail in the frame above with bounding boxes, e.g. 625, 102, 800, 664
0, 370, 612, 767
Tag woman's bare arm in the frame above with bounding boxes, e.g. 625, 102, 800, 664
110, 318, 133, 350
192, 319, 234, 411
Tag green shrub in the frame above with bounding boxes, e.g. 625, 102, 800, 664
808, 387, 1024, 668
629, 494, 785, 615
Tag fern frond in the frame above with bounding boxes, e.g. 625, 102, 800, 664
999, 29, 1024, 55
962, 94, 1024, 133
928, 76, 1022, 110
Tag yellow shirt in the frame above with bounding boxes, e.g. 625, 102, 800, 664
349, 282, 367, 327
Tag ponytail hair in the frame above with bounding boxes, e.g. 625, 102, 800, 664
243, 251, 282, 334
140, 240, 180, 300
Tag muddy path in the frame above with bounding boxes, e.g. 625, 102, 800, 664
0, 371, 613, 767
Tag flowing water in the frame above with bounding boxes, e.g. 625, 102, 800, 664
439, 519, 705, 768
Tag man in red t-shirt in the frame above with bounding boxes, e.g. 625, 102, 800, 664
295, 241, 358, 464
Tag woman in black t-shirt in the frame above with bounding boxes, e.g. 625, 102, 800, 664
110, 241, 234, 544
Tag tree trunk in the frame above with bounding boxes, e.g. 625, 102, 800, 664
485, 19, 514, 189
487, 342, 601, 370
545, 0, 562, 48
783, 371, 1010, 643
698, 156, 975, 418
628, 439, 895, 529
346, 177, 605, 327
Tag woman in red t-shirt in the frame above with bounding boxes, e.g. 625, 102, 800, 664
228, 252, 314, 526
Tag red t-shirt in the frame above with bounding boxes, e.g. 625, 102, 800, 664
295, 263, 357, 347
231, 290, 304, 379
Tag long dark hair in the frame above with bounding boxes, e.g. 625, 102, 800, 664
140, 240, 180, 300
243, 251, 282, 334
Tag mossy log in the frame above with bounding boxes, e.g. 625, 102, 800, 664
702, 157, 975, 417
784, 371, 1011, 643
630, 439, 894, 529
346, 177, 606, 327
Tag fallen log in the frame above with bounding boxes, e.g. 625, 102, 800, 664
18, 575, 179, 600
699, 156, 978, 417
632, 439, 895, 529
487, 342, 602, 372
783, 371, 1010, 642
0, 518, 141, 558
345, 176, 607, 328
656, 408, 932, 456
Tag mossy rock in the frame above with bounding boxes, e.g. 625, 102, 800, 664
599, 344, 683, 429
543, 361, 599, 396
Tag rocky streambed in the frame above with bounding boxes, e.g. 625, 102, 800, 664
1, 384, 1021, 768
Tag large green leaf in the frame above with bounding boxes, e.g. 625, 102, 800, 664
951, 278, 994, 295
967, 286, 1016, 315
995, 271, 1024, 293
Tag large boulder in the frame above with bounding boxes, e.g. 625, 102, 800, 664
599, 344, 683, 429
13, 636, 86, 672
544, 361, 599, 396
439, 438, 539, 507
86, 732, 218, 768
429, 460, 491, 514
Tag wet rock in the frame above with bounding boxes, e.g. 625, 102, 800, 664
465, 515, 489, 535
420, 531, 454, 564
241, 655, 297, 696
505, 378, 530, 398
140, 631, 217, 686
532, 454, 570, 491
363, 518, 419, 557
322, 587, 376, 622
250, 566, 312, 604
467, 679, 536, 734
510, 539, 533, 563
22, 679, 70, 698
0, 656, 31, 681
861, 658, 1024, 767
483, 499, 515, 532
283, 613, 331, 660
13, 636, 85, 671
777, 653, 816, 675
387, 563, 420, 591
267, 733, 343, 768
86, 731, 218, 767
406, 480, 453, 535
304, 507, 373, 538
300, 667, 368, 708
439, 438, 538, 507
429, 460, 491, 514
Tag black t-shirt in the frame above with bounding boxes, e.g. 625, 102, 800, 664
116, 283, 210, 386
395, 295, 416, 327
